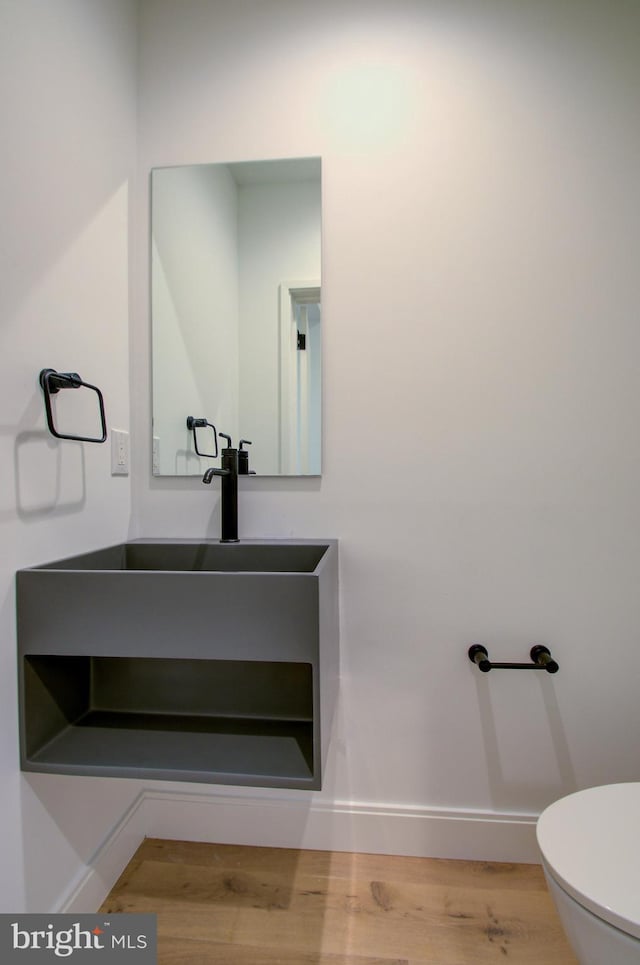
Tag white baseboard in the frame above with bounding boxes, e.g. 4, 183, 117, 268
59, 791, 148, 913
60, 788, 540, 912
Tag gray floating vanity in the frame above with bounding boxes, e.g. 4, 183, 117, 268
16, 539, 339, 790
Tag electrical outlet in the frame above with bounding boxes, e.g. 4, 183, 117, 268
152, 435, 160, 475
111, 429, 129, 476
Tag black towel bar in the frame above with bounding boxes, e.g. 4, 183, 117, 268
468, 644, 559, 674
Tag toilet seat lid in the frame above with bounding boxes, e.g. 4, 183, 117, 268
537, 783, 640, 940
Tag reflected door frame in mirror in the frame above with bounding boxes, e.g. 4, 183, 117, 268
279, 280, 321, 475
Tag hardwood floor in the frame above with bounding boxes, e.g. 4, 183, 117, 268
99, 839, 577, 964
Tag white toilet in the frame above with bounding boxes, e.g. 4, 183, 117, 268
536, 783, 640, 965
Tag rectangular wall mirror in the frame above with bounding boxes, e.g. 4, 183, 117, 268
151, 156, 322, 476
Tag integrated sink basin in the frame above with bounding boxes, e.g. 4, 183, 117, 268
17, 539, 339, 790
38, 540, 330, 573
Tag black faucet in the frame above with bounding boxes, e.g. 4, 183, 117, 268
202, 433, 239, 542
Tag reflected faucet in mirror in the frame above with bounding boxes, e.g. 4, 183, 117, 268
238, 439, 255, 475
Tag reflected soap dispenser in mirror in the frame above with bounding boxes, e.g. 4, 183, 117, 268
151, 156, 322, 477
238, 439, 254, 475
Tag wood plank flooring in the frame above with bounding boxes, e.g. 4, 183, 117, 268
99, 839, 577, 964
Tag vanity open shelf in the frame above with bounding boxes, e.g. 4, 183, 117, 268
17, 539, 338, 790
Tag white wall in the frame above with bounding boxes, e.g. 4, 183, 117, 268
134, 0, 640, 832
0, 0, 138, 911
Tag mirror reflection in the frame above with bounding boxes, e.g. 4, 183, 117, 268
151, 156, 322, 476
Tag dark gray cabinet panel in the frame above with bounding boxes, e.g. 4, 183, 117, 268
17, 539, 339, 790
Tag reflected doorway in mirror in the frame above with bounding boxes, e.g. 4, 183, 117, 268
279, 281, 321, 475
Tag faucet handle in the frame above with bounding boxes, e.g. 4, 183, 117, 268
219, 432, 233, 449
